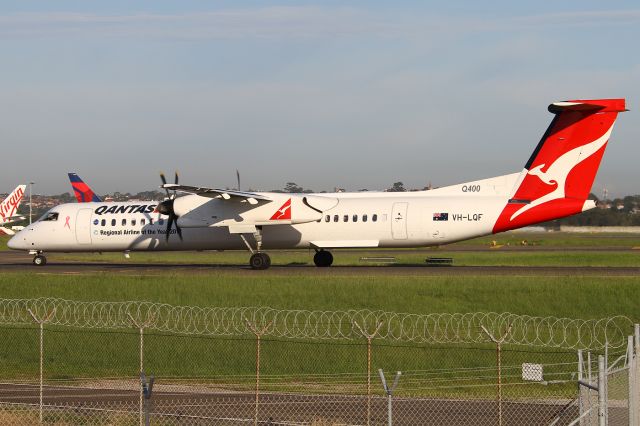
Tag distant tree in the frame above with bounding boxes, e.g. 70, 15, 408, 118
283, 182, 312, 193
284, 182, 303, 193
387, 182, 406, 192
623, 195, 636, 213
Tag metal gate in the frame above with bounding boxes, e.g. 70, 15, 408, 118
556, 327, 639, 426
391, 202, 408, 240
75, 208, 93, 244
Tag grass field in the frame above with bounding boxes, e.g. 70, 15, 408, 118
1, 272, 639, 319
0, 232, 638, 398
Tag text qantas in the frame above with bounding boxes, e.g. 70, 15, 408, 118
94, 204, 157, 215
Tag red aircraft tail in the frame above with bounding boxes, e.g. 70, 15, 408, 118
493, 99, 626, 233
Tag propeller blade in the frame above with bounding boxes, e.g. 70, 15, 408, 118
160, 172, 170, 198
165, 215, 174, 242
175, 219, 183, 241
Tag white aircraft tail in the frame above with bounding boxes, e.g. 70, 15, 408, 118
0, 185, 27, 225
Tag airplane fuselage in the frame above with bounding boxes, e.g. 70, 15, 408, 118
10, 174, 520, 253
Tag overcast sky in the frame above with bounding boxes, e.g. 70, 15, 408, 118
1, 1, 639, 197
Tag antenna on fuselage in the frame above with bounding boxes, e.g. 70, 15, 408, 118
236, 169, 241, 191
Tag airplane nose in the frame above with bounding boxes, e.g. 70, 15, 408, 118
7, 233, 26, 250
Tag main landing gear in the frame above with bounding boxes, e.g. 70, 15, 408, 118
239, 227, 271, 270
313, 250, 333, 267
249, 252, 271, 270
30, 251, 47, 266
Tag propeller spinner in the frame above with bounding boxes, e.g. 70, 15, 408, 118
158, 172, 183, 242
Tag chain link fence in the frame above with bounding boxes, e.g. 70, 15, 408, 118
0, 298, 638, 425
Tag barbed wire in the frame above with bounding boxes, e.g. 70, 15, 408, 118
0, 298, 632, 349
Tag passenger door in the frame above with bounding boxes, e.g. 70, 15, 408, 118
75, 208, 93, 244
391, 202, 408, 239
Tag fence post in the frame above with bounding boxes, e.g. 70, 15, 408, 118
598, 355, 607, 426
354, 320, 383, 426
245, 318, 273, 426
27, 307, 56, 424
632, 324, 640, 426
578, 350, 584, 426
481, 323, 512, 426
378, 369, 401, 426
128, 313, 154, 426
140, 372, 155, 426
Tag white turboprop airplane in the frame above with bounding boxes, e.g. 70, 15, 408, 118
1, 185, 27, 236
8, 99, 626, 268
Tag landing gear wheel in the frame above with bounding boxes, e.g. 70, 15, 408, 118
250, 252, 271, 270
313, 250, 333, 267
33, 255, 47, 266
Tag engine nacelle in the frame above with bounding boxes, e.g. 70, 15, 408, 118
174, 194, 338, 228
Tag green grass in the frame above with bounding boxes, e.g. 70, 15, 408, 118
1, 232, 638, 399
1, 273, 638, 319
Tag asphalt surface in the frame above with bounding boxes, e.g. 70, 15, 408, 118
0, 382, 592, 425
1, 250, 639, 276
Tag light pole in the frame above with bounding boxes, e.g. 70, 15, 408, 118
29, 182, 35, 224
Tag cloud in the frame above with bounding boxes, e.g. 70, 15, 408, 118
3, 7, 640, 41
0, 7, 398, 40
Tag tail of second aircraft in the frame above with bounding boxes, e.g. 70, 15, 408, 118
0, 184, 27, 225
493, 98, 626, 233
68, 173, 102, 203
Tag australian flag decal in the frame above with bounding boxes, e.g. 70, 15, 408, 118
433, 212, 449, 221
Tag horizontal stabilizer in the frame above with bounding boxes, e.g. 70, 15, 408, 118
548, 99, 627, 114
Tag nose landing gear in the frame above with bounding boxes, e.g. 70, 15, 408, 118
31, 251, 47, 266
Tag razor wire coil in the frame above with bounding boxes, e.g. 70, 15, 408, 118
0, 298, 632, 350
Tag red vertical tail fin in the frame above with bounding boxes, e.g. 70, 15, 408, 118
493, 99, 626, 233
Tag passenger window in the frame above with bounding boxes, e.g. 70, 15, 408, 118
122, 219, 127, 226
363, 214, 368, 222
325, 215, 330, 222
149, 219, 154, 225
353, 214, 358, 222
132, 219, 137, 226
141, 219, 146, 225
343, 215, 348, 222
333, 215, 339, 222
101, 219, 106, 226
111, 219, 116, 226
372, 214, 378, 222
41, 212, 59, 221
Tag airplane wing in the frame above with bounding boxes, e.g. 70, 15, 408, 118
3, 215, 26, 223
0, 227, 15, 236
161, 184, 272, 205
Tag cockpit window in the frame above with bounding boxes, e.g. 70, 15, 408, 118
41, 212, 59, 222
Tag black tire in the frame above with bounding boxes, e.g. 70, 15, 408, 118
33, 255, 47, 266
262, 253, 272, 269
313, 250, 333, 267
250, 253, 271, 270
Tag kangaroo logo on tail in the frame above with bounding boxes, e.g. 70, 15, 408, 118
510, 125, 613, 220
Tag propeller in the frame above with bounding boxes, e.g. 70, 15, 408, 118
158, 172, 183, 242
